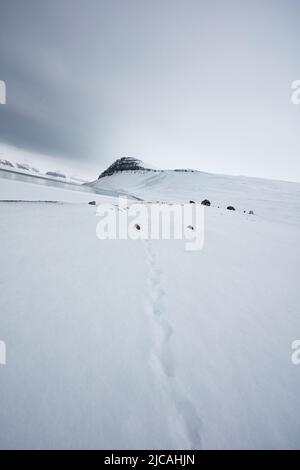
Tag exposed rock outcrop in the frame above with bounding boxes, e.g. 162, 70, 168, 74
98, 157, 151, 179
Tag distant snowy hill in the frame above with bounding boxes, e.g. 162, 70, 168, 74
0, 159, 15, 169
0, 157, 88, 184
88, 158, 300, 225
0, 158, 40, 175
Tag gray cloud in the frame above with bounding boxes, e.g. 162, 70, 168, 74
0, 0, 300, 180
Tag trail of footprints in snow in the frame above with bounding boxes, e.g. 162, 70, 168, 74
145, 242, 175, 377
144, 241, 202, 450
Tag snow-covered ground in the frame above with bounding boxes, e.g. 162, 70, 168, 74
0, 169, 300, 449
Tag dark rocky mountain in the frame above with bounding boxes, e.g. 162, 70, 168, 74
98, 158, 199, 179
98, 157, 152, 179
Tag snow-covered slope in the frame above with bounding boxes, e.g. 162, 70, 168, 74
88, 168, 300, 225
1, 168, 300, 449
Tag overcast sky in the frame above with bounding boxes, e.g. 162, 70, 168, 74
0, 0, 300, 180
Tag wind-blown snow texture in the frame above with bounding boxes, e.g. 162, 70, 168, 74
0, 168, 300, 449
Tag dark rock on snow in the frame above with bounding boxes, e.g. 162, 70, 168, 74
201, 199, 211, 206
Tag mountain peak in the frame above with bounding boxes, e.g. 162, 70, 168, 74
98, 157, 151, 179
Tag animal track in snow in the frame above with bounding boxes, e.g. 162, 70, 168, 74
144, 240, 202, 449
145, 241, 174, 375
